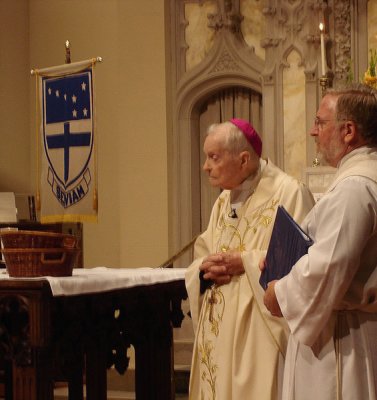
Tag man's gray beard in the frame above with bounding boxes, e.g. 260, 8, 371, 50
315, 151, 326, 166
316, 150, 332, 167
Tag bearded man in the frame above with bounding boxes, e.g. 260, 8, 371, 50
264, 84, 377, 400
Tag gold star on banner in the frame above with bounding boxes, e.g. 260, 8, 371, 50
72, 109, 77, 118
55, 90, 60, 97
72, 94, 77, 103
48, 87, 52, 95
81, 82, 87, 91
83, 108, 88, 117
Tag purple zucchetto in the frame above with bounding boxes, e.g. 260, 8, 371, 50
229, 118, 262, 157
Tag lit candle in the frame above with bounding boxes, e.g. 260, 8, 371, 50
319, 23, 326, 76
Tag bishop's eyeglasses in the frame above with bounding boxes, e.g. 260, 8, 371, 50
313, 116, 334, 130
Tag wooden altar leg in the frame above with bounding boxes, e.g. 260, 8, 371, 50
134, 340, 174, 400
3, 360, 13, 400
67, 356, 84, 400
85, 337, 107, 400
134, 307, 175, 400
12, 350, 54, 400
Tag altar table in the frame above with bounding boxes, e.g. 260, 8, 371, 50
0, 267, 187, 400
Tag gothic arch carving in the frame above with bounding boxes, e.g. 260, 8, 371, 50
281, 45, 305, 67
176, 30, 263, 116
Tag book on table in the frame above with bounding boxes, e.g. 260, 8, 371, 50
259, 205, 313, 290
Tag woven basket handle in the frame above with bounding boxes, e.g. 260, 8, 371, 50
41, 251, 67, 265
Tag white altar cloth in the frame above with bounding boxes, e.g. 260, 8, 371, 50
0, 267, 187, 297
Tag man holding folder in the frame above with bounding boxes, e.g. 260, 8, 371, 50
263, 84, 377, 400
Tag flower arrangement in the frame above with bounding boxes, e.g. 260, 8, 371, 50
363, 49, 377, 88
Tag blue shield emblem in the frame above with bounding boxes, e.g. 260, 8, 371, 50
42, 71, 93, 208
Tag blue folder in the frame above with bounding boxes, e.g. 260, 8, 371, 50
259, 205, 313, 290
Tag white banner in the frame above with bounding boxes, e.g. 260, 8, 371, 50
35, 60, 98, 222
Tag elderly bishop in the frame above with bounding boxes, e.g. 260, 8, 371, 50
185, 119, 314, 399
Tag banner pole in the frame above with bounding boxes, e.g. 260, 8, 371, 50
31, 57, 102, 77
65, 40, 71, 64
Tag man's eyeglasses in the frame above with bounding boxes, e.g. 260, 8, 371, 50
314, 117, 334, 129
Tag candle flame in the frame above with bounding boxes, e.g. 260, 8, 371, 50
319, 23, 324, 32
65, 40, 70, 49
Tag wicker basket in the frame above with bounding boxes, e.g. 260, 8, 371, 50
1, 248, 78, 277
0, 230, 77, 249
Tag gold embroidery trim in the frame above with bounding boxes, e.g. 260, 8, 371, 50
198, 286, 225, 399
217, 199, 278, 251
198, 198, 279, 399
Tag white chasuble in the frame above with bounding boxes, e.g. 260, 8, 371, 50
186, 160, 314, 400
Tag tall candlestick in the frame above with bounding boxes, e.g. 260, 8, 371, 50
319, 23, 326, 76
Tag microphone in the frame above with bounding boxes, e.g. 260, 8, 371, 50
228, 208, 238, 218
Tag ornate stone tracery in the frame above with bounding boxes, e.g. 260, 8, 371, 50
207, 1, 244, 33
210, 51, 242, 72
333, 0, 352, 81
